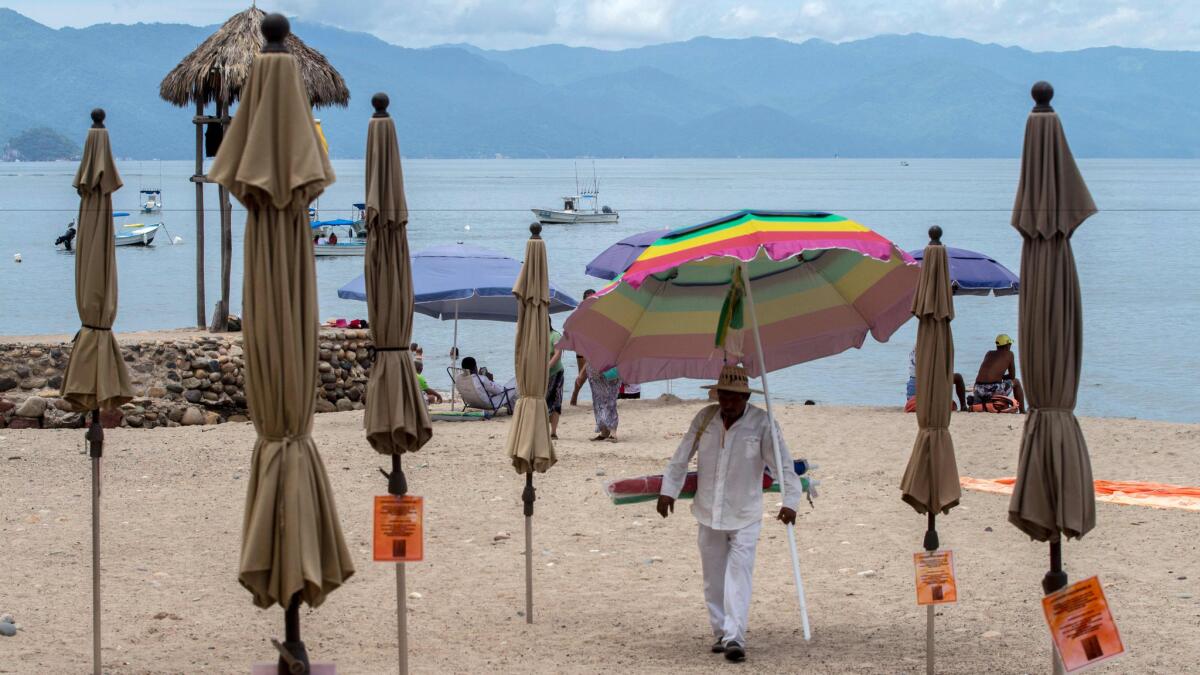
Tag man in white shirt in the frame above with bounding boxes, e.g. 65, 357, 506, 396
657, 364, 802, 662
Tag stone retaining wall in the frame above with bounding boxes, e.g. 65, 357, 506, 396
0, 329, 375, 429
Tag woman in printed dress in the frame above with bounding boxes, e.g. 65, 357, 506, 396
586, 363, 620, 442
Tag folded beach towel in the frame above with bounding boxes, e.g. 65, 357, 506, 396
605, 460, 819, 505
430, 410, 490, 422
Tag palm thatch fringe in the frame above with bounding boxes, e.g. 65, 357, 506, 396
159, 6, 349, 108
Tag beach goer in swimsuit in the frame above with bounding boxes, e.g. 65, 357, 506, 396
656, 365, 802, 663
570, 289, 597, 406
973, 334, 1025, 413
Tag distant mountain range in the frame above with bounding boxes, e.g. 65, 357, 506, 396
1, 8, 1197, 159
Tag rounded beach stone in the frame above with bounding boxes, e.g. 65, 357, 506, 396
180, 407, 204, 426
315, 398, 336, 413
14, 396, 47, 418
0, 622, 15, 637
183, 390, 202, 404
336, 398, 354, 412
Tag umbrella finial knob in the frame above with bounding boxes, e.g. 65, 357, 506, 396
90, 108, 105, 129
261, 13, 290, 53
928, 225, 942, 245
371, 92, 390, 118
529, 222, 542, 239
1031, 81, 1054, 112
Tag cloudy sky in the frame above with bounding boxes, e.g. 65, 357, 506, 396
4, 0, 1197, 51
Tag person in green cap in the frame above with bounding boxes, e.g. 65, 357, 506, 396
972, 333, 1025, 412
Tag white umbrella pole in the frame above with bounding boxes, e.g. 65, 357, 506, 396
740, 262, 812, 641
450, 308, 460, 411
926, 604, 935, 675
92, 454, 101, 674
396, 563, 408, 675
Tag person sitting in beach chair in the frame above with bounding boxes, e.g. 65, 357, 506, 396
656, 365, 802, 663
415, 361, 443, 404
453, 356, 514, 415
971, 334, 1025, 413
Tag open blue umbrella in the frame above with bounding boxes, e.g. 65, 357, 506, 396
340, 242, 577, 354
909, 246, 1019, 296
585, 228, 671, 280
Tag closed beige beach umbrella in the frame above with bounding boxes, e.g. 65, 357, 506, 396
208, 14, 354, 671
362, 92, 432, 675
504, 223, 557, 623
899, 226, 959, 675
901, 226, 960, 518
1007, 81, 1097, 674
61, 108, 134, 675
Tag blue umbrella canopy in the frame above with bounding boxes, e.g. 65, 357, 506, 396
338, 243, 578, 321
909, 246, 1019, 296
584, 228, 671, 280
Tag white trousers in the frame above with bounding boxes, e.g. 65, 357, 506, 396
698, 520, 761, 644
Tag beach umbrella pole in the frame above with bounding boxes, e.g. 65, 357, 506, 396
383, 453, 410, 675
924, 511, 939, 675
87, 410, 103, 675
1044, 540, 1067, 674
740, 262, 811, 641
523, 470, 535, 624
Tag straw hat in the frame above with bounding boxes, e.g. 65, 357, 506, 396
701, 364, 762, 394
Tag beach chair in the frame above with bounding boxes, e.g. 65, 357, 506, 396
448, 367, 512, 416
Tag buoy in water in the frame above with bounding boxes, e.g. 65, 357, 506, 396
464, 225, 471, 231
173, 236, 183, 244
13, 253, 21, 263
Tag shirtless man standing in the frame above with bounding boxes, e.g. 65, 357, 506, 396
973, 334, 1025, 412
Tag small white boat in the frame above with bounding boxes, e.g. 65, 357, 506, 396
115, 224, 160, 247
533, 163, 618, 224
140, 189, 162, 214
533, 193, 619, 224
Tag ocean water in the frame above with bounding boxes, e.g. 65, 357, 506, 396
0, 158, 1196, 423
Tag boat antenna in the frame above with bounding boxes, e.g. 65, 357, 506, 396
574, 161, 580, 196
592, 160, 599, 194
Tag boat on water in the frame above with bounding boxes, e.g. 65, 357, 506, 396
53, 213, 164, 251
140, 189, 163, 213
312, 216, 365, 257
116, 223, 161, 247
310, 203, 367, 238
533, 163, 618, 224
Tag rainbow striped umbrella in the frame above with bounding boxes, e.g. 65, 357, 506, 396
562, 210, 918, 640
562, 210, 920, 384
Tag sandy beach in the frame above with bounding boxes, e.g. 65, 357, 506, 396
1, 398, 1197, 674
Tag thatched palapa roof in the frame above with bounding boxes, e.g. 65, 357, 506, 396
159, 6, 349, 108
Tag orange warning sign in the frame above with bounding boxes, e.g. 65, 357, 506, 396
1042, 576, 1124, 672
373, 495, 424, 562
913, 550, 958, 605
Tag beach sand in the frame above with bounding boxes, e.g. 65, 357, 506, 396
1, 398, 1197, 673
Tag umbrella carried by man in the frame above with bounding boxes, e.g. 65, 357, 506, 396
60, 107, 135, 675
502, 223, 558, 624
208, 14, 354, 671
1006, 81, 1098, 675
361, 92, 433, 675
899, 226, 961, 675
563, 210, 921, 647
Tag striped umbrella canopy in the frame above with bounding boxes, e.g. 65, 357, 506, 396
562, 211, 919, 383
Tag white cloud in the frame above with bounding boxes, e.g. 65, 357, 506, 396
3, 0, 1198, 51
